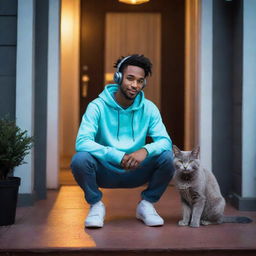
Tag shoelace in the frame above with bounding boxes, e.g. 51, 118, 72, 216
143, 203, 158, 215
88, 204, 104, 217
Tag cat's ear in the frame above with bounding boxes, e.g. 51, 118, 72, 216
172, 145, 182, 157
191, 146, 200, 159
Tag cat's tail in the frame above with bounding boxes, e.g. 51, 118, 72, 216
222, 216, 253, 223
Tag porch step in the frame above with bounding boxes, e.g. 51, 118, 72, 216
0, 249, 256, 256
0, 186, 255, 255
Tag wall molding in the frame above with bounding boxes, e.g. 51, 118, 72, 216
199, 0, 213, 171
46, 0, 61, 189
230, 194, 256, 211
17, 193, 35, 207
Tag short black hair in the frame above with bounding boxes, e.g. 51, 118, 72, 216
114, 54, 152, 77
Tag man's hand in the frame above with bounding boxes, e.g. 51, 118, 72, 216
121, 148, 148, 170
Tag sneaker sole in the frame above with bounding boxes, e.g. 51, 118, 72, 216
85, 222, 104, 228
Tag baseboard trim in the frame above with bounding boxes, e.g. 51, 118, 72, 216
17, 192, 35, 207
230, 193, 256, 211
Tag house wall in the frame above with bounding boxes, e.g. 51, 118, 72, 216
15, 0, 50, 205
212, 0, 234, 196
15, 0, 35, 205
199, 0, 213, 172
232, 0, 243, 199
33, 0, 49, 200
0, 0, 17, 119
211, 0, 256, 210
240, 0, 256, 206
46, 0, 61, 189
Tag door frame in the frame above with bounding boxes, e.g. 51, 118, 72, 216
44, 0, 213, 189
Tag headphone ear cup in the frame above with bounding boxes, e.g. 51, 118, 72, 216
143, 78, 147, 88
113, 72, 122, 85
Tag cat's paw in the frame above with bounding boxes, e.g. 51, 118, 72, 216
190, 222, 200, 228
178, 220, 189, 226
200, 220, 211, 226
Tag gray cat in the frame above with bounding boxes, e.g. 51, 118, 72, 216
172, 145, 252, 227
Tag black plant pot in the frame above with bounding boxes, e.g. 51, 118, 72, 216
0, 177, 21, 226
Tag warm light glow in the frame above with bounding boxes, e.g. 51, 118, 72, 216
105, 72, 114, 82
118, 0, 150, 5
44, 187, 96, 247
61, 10, 73, 40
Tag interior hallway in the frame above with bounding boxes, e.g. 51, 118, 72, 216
60, 156, 76, 185
0, 185, 255, 255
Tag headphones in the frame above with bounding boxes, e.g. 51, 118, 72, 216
113, 55, 147, 88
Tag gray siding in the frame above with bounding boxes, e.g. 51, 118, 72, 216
212, 0, 234, 196
212, 0, 243, 198
232, 0, 243, 196
33, 0, 49, 200
0, 0, 17, 119
0, 0, 49, 204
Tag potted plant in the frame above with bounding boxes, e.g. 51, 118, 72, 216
0, 117, 33, 226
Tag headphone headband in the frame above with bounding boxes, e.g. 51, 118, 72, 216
113, 55, 147, 88
116, 55, 131, 72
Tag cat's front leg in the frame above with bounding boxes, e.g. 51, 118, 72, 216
178, 200, 191, 226
190, 196, 206, 228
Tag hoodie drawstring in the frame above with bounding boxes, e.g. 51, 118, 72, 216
117, 109, 120, 141
131, 111, 135, 141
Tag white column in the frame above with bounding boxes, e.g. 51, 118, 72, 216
46, 0, 61, 189
199, 0, 213, 171
242, 0, 256, 197
15, 0, 35, 194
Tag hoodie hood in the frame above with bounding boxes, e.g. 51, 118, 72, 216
99, 84, 144, 111
98, 84, 145, 141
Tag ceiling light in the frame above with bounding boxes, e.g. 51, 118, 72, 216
118, 0, 150, 5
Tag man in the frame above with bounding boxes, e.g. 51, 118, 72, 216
71, 54, 174, 228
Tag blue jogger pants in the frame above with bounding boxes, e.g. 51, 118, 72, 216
71, 150, 174, 205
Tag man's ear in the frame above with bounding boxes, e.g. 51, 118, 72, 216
172, 145, 181, 157
191, 146, 200, 159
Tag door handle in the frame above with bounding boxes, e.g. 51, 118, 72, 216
81, 74, 90, 98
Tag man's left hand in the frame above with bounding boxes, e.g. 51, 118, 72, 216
121, 148, 148, 170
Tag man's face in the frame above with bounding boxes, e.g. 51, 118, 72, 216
120, 65, 146, 100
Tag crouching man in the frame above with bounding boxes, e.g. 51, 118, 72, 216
71, 54, 174, 228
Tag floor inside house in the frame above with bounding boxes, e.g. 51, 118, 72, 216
59, 156, 76, 185
0, 184, 255, 254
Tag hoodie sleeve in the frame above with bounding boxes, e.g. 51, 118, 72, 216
143, 103, 172, 157
75, 102, 125, 165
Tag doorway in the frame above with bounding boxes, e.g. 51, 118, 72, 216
80, 0, 185, 145
59, 0, 186, 185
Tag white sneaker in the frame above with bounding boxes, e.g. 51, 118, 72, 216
136, 200, 164, 226
85, 201, 105, 228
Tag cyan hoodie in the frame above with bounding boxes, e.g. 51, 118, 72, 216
76, 84, 172, 172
